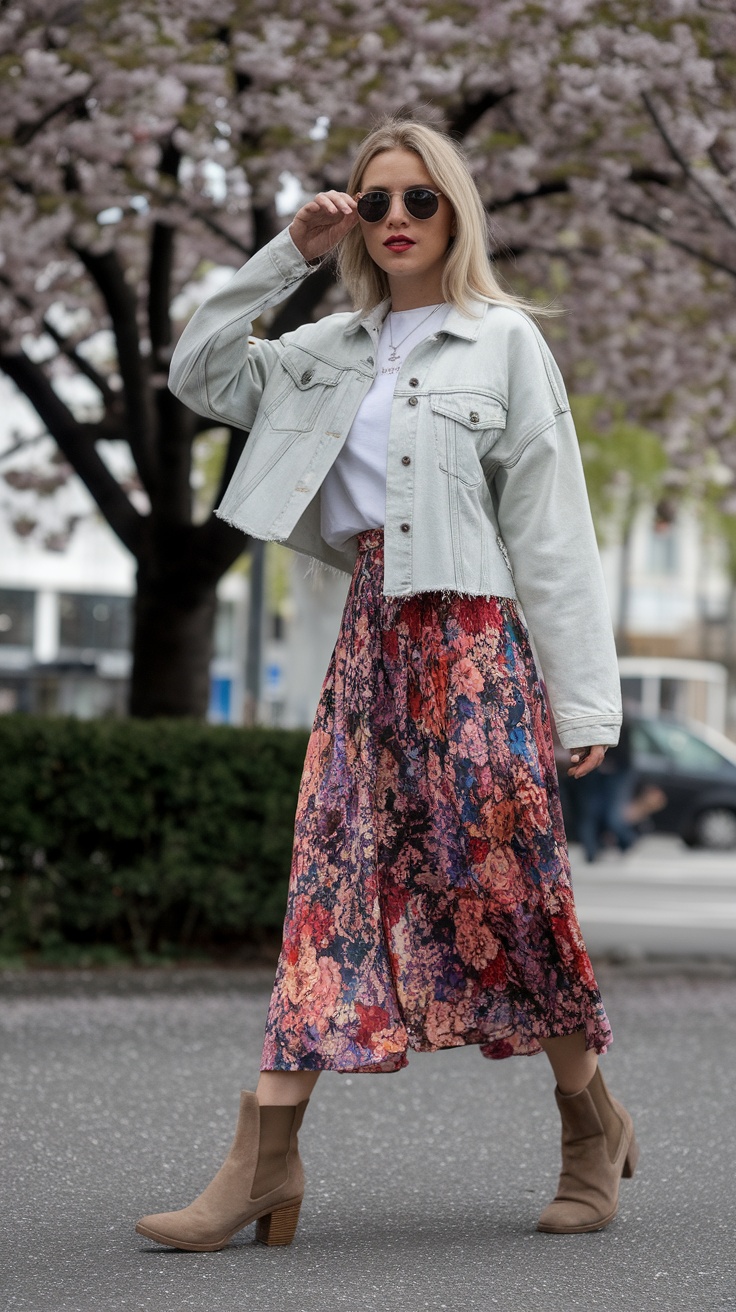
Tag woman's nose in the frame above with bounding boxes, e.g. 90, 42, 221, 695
386, 193, 408, 224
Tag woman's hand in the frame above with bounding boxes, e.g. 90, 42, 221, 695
567, 745, 607, 779
289, 191, 359, 263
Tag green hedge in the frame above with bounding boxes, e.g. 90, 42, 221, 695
0, 717, 310, 963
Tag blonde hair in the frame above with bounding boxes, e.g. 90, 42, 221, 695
337, 116, 559, 319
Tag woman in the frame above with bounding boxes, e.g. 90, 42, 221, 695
136, 116, 637, 1250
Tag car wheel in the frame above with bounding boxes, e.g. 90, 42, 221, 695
692, 807, 736, 850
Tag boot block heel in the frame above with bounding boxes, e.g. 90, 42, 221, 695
256, 1199, 302, 1246
622, 1134, 639, 1179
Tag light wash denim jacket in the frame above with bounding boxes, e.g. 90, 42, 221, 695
169, 227, 621, 748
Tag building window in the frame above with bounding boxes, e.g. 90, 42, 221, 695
646, 524, 678, 575
59, 593, 132, 651
0, 589, 35, 647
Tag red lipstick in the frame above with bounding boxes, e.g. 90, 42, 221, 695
384, 236, 415, 252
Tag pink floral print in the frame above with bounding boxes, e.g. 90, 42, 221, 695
261, 529, 612, 1073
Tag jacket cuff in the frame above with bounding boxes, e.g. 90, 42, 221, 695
554, 716, 622, 750
268, 227, 321, 283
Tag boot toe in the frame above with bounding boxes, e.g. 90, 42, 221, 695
537, 1198, 616, 1234
135, 1211, 225, 1251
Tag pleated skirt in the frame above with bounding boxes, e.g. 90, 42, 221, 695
261, 528, 612, 1073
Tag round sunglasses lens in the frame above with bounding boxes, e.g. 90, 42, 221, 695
357, 192, 390, 222
404, 189, 439, 219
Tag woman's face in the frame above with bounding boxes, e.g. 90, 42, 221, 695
356, 147, 455, 306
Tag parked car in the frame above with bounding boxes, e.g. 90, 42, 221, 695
559, 715, 736, 851
628, 716, 736, 850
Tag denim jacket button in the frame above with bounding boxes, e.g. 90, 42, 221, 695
401, 455, 411, 466
409, 377, 419, 387
400, 522, 411, 533
408, 396, 418, 407
469, 410, 479, 423
301, 369, 314, 384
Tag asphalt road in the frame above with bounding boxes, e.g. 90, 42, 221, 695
569, 834, 736, 959
2, 947, 736, 1310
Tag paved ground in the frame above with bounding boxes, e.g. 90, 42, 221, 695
2, 951, 736, 1312
569, 834, 736, 958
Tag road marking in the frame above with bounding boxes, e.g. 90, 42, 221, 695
577, 904, 736, 928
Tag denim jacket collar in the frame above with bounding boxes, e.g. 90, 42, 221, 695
344, 297, 487, 342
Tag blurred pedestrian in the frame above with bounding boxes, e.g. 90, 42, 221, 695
136, 116, 636, 1251
575, 712, 638, 862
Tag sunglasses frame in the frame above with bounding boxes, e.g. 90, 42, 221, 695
354, 187, 445, 223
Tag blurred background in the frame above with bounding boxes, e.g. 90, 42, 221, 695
3, 15, 736, 1307
0, 0, 735, 971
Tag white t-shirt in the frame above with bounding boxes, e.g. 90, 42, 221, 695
320, 303, 450, 549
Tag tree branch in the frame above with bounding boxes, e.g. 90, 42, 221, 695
71, 243, 158, 492
447, 88, 514, 139
41, 318, 118, 408
212, 426, 248, 512
154, 387, 194, 525
268, 263, 337, 338
148, 221, 175, 366
0, 270, 116, 408
252, 204, 279, 252
487, 168, 674, 215
147, 135, 181, 367
612, 207, 736, 279
488, 179, 571, 211
0, 351, 142, 556
14, 92, 89, 147
197, 514, 248, 583
641, 89, 736, 233
0, 431, 48, 463
190, 209, 253, 258
194, 413, 226, 436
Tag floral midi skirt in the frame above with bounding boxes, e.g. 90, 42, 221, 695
261, 529, 612, 1073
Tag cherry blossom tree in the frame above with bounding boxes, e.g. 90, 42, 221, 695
1, 0, 734, 715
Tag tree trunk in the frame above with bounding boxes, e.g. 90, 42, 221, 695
130, 524, 221, 718
131, 580, 217, 718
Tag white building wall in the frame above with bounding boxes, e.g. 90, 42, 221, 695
599, 505, 731, 638
280, 557, 349, 729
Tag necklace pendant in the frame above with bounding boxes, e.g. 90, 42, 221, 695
387, 348, 400, 363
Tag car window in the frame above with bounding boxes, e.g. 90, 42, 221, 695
630, 723, 666, 757
640, 721, 731, 773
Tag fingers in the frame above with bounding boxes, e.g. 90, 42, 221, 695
289, 192, 358, 260
301, 191, 356, 221
567, 745, 606, 778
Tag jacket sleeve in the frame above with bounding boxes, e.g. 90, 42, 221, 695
491, 388, 622, 751
168, 227, 318, 429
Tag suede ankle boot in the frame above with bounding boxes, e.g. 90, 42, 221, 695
537, 1066, 638, 1234
135, 1092, 308, 1251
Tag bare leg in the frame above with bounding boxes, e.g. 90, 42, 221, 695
256, 1069, 321, 1105
540, 1030, 598, 1095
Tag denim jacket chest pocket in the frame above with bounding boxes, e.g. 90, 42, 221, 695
265, 348, 345, 432
429, 392, 508, 487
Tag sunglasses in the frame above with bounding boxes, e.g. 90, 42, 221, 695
355, 187, 444, 223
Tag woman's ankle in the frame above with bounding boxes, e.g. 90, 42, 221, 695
256, 1069, 320, 1106
540, 1030, 597, 1096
